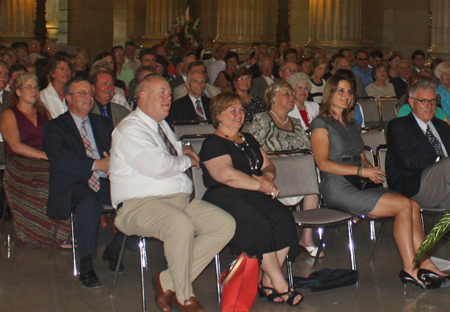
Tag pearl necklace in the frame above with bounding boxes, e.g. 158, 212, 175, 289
270, 110, 289, 126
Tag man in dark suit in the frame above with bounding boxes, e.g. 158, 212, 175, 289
249, 45, 268, 79
90, 69, 130, 127
167, 71, 211, 126
386, 81, 450, 209
390, 60, 411, 98
43, 77, 131, 288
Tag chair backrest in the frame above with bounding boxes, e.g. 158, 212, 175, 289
360, 129, 386, 155
364, 146, 375, 167
357, 97, 380, 127
180, 134, 208, 153
173, 123, 215, 139
379, 96, 399, 125
192, 167, 207, 199
271, 154, 319, 198
377, 145, 388, 188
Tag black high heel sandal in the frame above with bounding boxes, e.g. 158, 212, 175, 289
258, 284, 283, 303
398, 269, 441, 290
277, 289, 304, 306
418, 269, 449, 284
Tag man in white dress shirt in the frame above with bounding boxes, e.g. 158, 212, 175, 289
207, 44, 229, 84
110, 75, 235, 312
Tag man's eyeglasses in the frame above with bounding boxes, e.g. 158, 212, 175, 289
411, 97, 437, 106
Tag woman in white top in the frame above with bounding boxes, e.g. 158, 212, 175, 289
365, 63, 396, 99
40, 54, 72, 118
287, 72, 320, 130
308, 57, 327, 104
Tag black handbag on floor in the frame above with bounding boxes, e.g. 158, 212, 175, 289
292, 268, 359, 292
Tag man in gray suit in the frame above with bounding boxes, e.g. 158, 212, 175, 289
90, 70, 130, 127
250, 56, 277, 100
0, 60, 9, 163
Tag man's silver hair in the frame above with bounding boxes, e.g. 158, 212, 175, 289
408, 80, 437, 98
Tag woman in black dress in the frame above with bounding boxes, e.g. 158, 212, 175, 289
199, 92, 303, 306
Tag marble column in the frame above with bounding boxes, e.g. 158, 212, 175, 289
307, 0, 363, 54
214, 0, 268, 54
142, 0, 186, 48
428, 0, 450, 59
0, 0, 36, 43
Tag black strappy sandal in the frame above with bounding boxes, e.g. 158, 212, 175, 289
278, 289, 304, 306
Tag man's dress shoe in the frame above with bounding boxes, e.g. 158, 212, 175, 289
79, 270, 102, 288
102, 247, 124, 272
174, 295, 206, 312
152, 272, 174, 312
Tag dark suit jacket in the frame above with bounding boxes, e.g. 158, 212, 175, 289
91, 101, 129, 127
250, 76, 278, 101
169, 76, 185, 92
386, 112, 450, 197
249, 63, 262, 79
167, 94, 211, 126
43, 111, 113, 219
390, 77, 407, 98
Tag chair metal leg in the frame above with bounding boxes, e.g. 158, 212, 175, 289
139, 237, 146, 311
214, 254, 222, 302
312, 227, 328, 271
370, 219, 376, 242
421, 212, 425, 232
142, 237, 147, 268
286, 254, 294, 290
347, 220, 357, 271
71, 213, 78, 276
47, 219, 60, 260
110, 234, 128, 297
369, 219, 388, 262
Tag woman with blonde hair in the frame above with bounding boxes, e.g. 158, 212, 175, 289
0, 72, 71, 247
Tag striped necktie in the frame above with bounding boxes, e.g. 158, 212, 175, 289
195, 99, 205, 120
80, 119, 100, 192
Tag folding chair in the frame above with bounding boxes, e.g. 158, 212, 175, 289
357, 97, 381, 128
270, 153, 357, 289
109, 168, 223, 311
379, 96, 399, 127
360, 128, 386, 157
172, 120, 215, 139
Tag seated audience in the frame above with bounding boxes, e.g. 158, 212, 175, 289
7, 64, 27, 91
298, 56, 312, 75
287, 72, 320, 130
311, 74, 447, 290
278, 61, 299, 81
215, 51, 239, 92
248, 81, 322, 257
40, 54, 72, 118
123, 41, 140, 73
43, 77, 134, 288
232, 67, 265, 119
335, 69, 366, 127
308, 57, 327, 103
73, 48, 90, 80
365, 63, 396, 99
128, 65, 155, 106
411, 50, 427, 74
199, 92, 303, 306
208, 44, 230, 84
338, 48, 354, 67
368, 50, 383, 68
168, 70, 211, 125
173, 61, 221, 101
387, 52, 402, 79
169, 51, 197, 91
351, 50, 373, 87
249, 45, 269, 79
334, 56, 367, 98
390, 60, 411, 98
112, 46, 134, 88
250, 56, 277, 101
155, 54, 176, 83
268, 47, 279, 66
0, 72, 71, 247
111, 75, 235, 312
434, 61, 450, 118
90, 69, 130, 127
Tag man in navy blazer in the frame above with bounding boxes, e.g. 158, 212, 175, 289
43, 77, 131, 288
386, 81, 450, 208
167, 71, 211, 126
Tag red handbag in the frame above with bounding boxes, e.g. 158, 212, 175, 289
220, 252, 260, 312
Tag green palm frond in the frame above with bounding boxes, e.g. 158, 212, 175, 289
414, 211, 450, 262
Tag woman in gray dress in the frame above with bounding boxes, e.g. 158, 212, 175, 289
310, 73, 447, 289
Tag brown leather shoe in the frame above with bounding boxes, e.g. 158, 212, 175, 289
152, 272, 174, 312
174, 295, 206, 312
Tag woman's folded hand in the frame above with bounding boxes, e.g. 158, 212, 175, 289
362, 166, 386, 184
